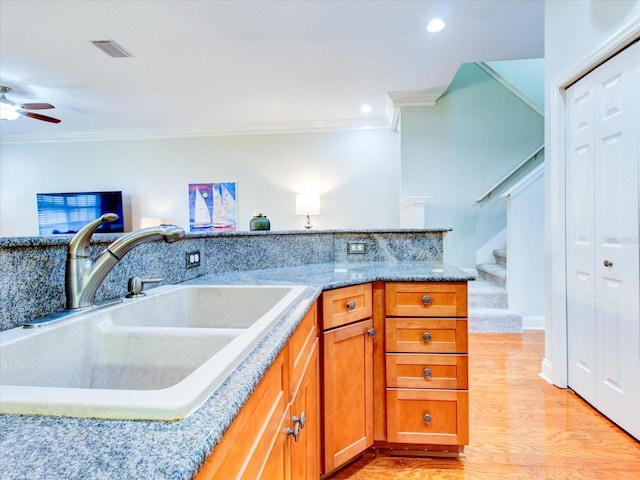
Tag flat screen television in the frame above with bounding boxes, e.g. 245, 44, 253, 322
36, 191, 125, 235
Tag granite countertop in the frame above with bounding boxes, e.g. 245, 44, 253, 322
0, 261, 473, 480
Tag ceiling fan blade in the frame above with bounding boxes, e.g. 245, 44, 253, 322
22, 111, 61, 123
20, 103, 55, 110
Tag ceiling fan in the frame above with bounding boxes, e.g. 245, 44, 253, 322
0, 85, 61, 123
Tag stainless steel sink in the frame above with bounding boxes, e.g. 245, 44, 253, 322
0, 284, 306, 420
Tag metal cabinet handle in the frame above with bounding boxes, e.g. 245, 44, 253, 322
423, 413, 432, 424
422, 332, 432, 343
423, 368, 432, 379
604, 260, 613, 267
368, 328, 377, 338
346, 300, 356, 311
286, 422, 301, 442
422, 295, 432, 305
293, 411, 306, 430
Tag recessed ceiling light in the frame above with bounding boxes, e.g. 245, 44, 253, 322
360, 104, 372, 114
426, 18, 446, 33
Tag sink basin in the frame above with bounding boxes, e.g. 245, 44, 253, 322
108, 284, 300, 328
0, 284, 306, 420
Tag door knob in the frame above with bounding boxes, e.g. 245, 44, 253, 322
368, 328, 377, 338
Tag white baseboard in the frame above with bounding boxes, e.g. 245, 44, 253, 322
523, 315, 545, 330
539, 358, 553, 385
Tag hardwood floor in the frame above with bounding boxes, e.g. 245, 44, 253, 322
329, 332, 640, 480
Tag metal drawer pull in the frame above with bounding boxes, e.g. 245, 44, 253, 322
286, 423, 301, 442
604, 260, 613, 267
422, 332, 432, 342
368, 328, 377, 338
423, 368, 432, 379
293, 411, 306, 429
422, 295, 432, 305
423, 413, 432, 424
346, 300, 356, 311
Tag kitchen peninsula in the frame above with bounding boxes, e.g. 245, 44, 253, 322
0, 230, 473, 479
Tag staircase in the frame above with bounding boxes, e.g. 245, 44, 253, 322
468, 249, 523, 333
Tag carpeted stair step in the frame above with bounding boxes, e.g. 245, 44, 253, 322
468, 307, 523, 333
468, 278, 507, 309
493, 248, 507, 266
476, 262, 506, 287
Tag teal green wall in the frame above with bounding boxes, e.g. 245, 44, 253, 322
400, 63, 544, 267
486, 58, 545, 109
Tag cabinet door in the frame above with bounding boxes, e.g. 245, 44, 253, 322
290, 340, 320, 480
323, 319, 374, 474
258, 406, 290, 480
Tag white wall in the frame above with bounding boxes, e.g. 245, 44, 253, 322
0, 129, 400, 237
505, 167, 545, 328
544, 0, 640, 385
400, 63, 544, 268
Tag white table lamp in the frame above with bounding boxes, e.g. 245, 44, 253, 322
295, 194, 320, 229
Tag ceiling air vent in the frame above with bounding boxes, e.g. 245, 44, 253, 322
91, 39, 133, 58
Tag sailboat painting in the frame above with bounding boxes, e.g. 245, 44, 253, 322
188, 182, 237, 232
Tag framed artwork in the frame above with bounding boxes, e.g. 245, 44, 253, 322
188, 182, 237, 232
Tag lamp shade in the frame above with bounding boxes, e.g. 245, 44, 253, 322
295, 194, 320, 215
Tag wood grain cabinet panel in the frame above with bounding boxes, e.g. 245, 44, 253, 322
197, 304, 320, 480
385, 282, 467, 318
289, 303, 318, 397
195, 353, 288, 480
386, 318, 468, 353
386, 389, 469, 446
384, 282, 469, 450
322, 283, 373, 330
323, 317, 374, 474
386, 354, 468, 390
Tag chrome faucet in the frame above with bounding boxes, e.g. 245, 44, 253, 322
65, 213, 185, 309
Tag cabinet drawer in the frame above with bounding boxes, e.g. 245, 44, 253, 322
289, 303, 318, 396
385, 282, 467, 318
386, 389, 468, 445
322, 283, 372, 330
386, 354, 468, 390
386, 318, 467, 353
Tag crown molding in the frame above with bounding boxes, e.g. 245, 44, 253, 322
384, 90, 445, 133
0, 117, 389, 144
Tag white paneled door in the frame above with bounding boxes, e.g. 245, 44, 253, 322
566, 41, 640, 440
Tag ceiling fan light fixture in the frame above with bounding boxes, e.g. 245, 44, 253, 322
91, 39, 133, 58
0, 102, 20, 121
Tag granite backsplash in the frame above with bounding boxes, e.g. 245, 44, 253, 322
0, 229, 449, 331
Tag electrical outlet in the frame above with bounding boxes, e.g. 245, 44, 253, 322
347, 242, 367, 254
186, 250, 201, 269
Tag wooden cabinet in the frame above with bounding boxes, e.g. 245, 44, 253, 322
197, 280, 470, 480
321, 284, 375, 475
384, 282, 469, 447
196, 303, 319, 480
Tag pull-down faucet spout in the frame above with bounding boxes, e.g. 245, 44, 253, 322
65, 213, 185, 309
